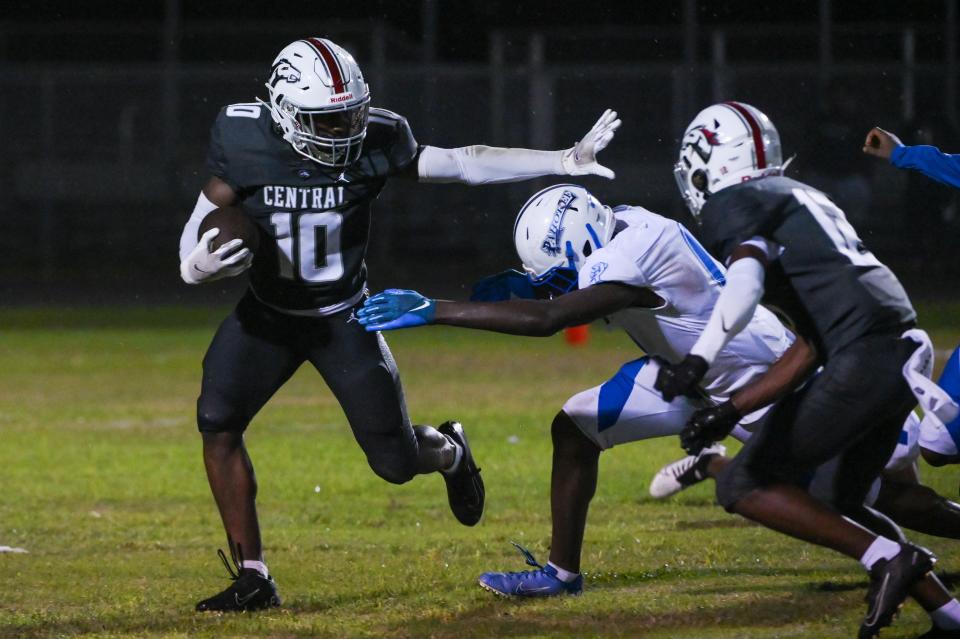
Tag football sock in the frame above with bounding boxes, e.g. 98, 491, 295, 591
440, 435, 463, 476
859, 536, 901, 570
547, 561, 580, 583
931, 599, 960, 630
242, 560, 269, 579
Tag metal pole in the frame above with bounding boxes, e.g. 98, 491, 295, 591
528, 33, 552, 149
683, 0, 698, 114
370, 22, 387, 103
819, 0, 832, 99
489, 31, 506, 142
711, 30, 727, 102
39, 73, 56, 283
947, 0, 958, 128
421, 0, 438, 63
420, 0, 438, 156
161, 0, 181, 199
902, 28, 915, 123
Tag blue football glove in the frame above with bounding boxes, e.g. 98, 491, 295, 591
470, 269, 536, 302
357, 289, 436, 331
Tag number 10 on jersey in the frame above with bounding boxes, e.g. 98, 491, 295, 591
270, 211, 345, 283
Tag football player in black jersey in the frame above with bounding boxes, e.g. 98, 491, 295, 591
177, 37, 622, 612
655, 101, 960, 639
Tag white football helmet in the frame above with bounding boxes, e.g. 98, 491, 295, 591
513, 184, 615, 296
675, 101, 784, 217
261, 38, 371, 168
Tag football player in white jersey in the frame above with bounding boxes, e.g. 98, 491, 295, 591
356, 183, 796, 597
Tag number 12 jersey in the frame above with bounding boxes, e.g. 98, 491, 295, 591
697, 176, 916, 357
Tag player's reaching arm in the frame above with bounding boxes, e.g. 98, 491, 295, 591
357, 283, 660, 336
408, 109, 621, 184
863, 126, 960, 188
655, 241, 772, 401
680, 334, 820, 454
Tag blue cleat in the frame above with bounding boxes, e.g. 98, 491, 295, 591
478, 543, 583, 598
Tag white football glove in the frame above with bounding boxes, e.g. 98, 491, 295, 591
180, 228, 253, 285
560, 109, 622, 179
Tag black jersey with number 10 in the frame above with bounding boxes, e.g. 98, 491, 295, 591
205, 103, 419, 312
698, 176, 916, 357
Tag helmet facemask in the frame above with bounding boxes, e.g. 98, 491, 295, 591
279, 96, 370, 167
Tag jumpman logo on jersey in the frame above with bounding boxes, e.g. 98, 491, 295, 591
336, 172, 351, 184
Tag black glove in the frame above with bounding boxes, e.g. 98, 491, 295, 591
680, 400, 742, 455
653, 354, 709, 402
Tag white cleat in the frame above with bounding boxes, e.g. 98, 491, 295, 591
649, 444, 726, 499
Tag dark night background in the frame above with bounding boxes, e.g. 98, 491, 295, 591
1, 0, 957, 305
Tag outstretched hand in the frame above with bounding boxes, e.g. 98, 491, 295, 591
561, 109, 622, 179
357, 289, 436, 332
863, 126, 903, 161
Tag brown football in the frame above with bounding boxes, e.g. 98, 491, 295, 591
198, 206, 261, 254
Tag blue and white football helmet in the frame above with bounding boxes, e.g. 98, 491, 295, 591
513, 184, 616, 297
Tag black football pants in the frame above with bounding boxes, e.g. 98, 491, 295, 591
716, 331, 919, 514
196, 291, 419, 484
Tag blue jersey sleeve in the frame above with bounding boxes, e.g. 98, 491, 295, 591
938, 345, 960, 445
890, 144, 960, 188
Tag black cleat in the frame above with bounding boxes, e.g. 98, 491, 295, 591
919, 626, 960, 638
195, 549, 281, 612
438, 421, 485, 526
859, 542, 936, 639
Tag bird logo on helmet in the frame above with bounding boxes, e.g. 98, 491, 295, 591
675, 101, 784, 217
513, 184, 616, 298
259, 38, 371, 168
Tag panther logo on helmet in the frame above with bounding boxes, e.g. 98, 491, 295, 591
269, 59, 301, 85
684, 125, 722, 164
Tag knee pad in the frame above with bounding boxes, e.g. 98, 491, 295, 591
196, 391, 252, 434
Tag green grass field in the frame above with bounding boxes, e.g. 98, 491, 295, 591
0, 305, 958, 638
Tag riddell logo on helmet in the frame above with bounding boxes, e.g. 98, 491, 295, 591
330, 93, 354, 103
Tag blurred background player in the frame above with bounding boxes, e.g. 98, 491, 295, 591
356, 182, 796, 597
178, 37, 621, 612
864, 126, 960, 188
658, 100, 960, 638
918, 345, 960, 472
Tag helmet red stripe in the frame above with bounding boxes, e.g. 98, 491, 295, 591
305, 37, 346, 94
723, 101, 766, 169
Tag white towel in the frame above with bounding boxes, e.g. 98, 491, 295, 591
902, 328, 960, 424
